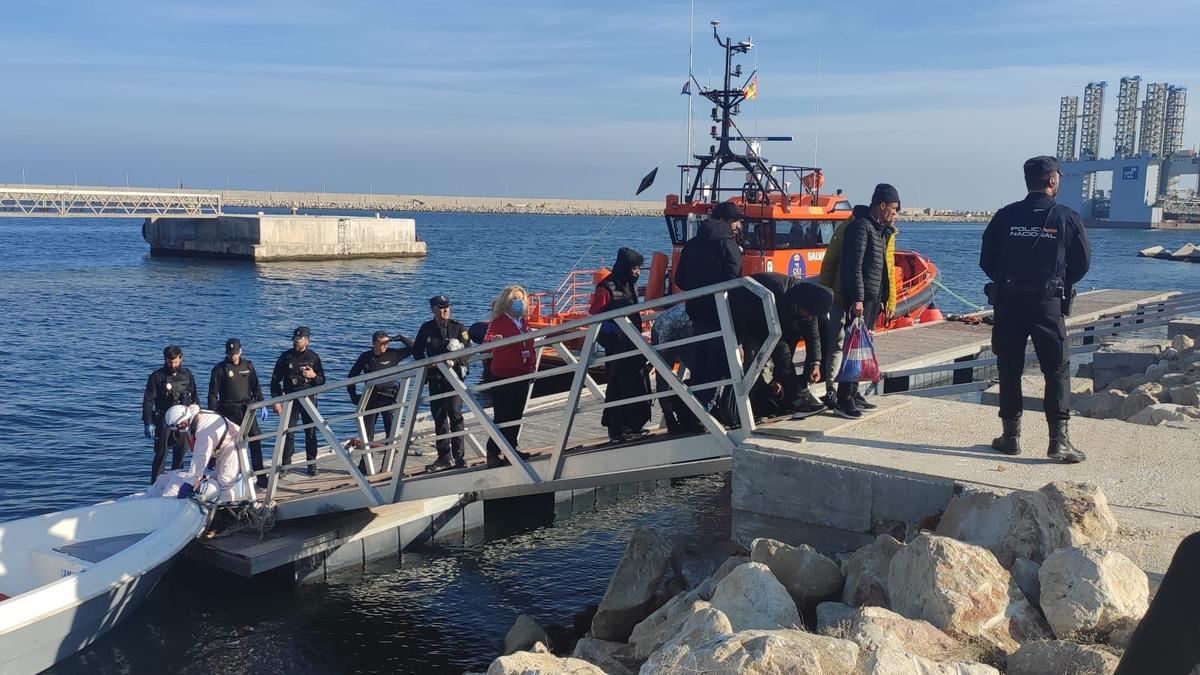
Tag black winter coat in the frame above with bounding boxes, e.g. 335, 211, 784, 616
839, 205, 893, 308
730, 272, 825, 372
674, 217, 742, 324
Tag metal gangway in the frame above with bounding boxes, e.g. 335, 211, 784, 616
0, 185, 221, 217
226, 278, 780, 521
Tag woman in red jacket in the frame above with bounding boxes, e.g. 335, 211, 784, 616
482, 284, 537, 468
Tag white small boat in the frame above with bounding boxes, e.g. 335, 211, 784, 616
0, 497, 207, 674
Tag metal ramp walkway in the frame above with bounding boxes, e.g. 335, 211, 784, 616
228, 278, 782, 521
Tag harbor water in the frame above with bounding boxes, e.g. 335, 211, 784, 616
2, 212, 1199, 672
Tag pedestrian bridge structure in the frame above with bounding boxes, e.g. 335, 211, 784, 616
0, 185, 221, 218
236, 277, 782, 521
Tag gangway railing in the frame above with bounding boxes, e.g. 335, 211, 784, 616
0, 186, 221, 217
229, 277, 780, 519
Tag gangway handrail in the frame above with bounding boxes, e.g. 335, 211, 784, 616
231, 277, 781, 516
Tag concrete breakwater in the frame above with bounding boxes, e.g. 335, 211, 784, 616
143, 213, 426, 261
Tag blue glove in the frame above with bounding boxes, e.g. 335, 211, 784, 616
144, 423, 155, 438
257, 407, 271, 422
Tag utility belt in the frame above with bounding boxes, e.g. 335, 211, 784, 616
985, 277, 1077, 315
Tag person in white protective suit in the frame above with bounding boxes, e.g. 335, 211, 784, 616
150, 403, 252, 502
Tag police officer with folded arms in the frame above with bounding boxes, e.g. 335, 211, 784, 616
412, 295, 471, 470
347, 330, 414, 474
270, 326, 326, 476
208, 337, 267, 489
143, 344, 199, 483
981, 155, 1091, 463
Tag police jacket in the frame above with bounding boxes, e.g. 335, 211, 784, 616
980, 192, 1091, 288
142, 366, 199, 423
730, 273, 825, 372
412, 319, 470, 381
347, 346, 412, 403
839, 206, 894, 308
270, 348, 326, 396
674, 217, 743, 324
207, 358, 264, 411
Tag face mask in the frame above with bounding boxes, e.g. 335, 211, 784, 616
510, 298, 526, 316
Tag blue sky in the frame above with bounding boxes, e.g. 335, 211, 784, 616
2, 0, 1198, 209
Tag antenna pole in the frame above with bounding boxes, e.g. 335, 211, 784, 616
814, 47, 822, 164
686, 0, 695, 168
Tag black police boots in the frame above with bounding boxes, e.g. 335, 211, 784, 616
991, 418, 1022, 456
1048, 419, 1086, 463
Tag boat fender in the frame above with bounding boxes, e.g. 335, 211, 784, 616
645, 252, 669, 301
919, 305, 944, 324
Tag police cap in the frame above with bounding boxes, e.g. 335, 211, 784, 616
292, 326, 310, 340
1023, 156, 1062, 182
225, 337, 241, 355
429, 295, 451, 309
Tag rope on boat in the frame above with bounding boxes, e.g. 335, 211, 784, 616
931, 277, 986, 312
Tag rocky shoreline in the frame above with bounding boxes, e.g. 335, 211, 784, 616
1076, 333, 1200, 427
482, 479, 1148, 674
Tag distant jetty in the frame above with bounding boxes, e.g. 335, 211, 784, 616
1138, 243, 1200, 263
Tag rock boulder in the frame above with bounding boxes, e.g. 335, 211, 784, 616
1006, 640, 1120, 675
847, 606, 965, 663
935, 482, 1117, 566
842, 534, 904, 608
640, 606, 732, 674
590, 527, 674, 641
647, 629, 859, 674
1169, 384, 1200, 407
1009, 558, 1041, 607
887, 534, 1046, 653
572, 638, 634, 675
708, 562, 802, 632
750, 538, 843, 613
856, 648, 999, 675
1039, 546, 1149, 641
503, 614, 551, 655
489, 642, 605, 675
1120, 383, 1161, 419
815, 602, 856, 637
1127, 402, 1199, 426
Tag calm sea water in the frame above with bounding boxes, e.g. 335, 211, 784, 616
2, 211, 1198, 672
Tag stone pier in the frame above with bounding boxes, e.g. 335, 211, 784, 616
142, 214, 426, 261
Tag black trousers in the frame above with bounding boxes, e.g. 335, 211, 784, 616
599, 333, 651, 434
836, 301, 881, 405
282, 397, 319, 465
218, 401, 264, 476
820, 309, 837, 396
991, 293, 1069, 423
1115, 531, 1200, 675
485, 379, 531, 460
362, 393, 398, 442
654, 344, 701, 434
742, 336, 800, 419
428, 377, 464, 460
688, 319, 729, 409
150, 421, 187, 483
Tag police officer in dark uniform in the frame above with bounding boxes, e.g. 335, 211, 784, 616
270, 326, 326, 476
347, 330, 414, 473
142, 345, 199, 483
412, 295, 471, 470
208, 338, 267, 488
981, 155, 1091, 463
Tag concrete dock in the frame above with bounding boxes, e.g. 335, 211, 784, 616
142, 213, 426, 261
734, 395, 1199, 575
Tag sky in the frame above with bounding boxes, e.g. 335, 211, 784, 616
2, 0, 1198, 210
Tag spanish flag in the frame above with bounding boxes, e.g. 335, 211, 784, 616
743, 76, 758, 100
